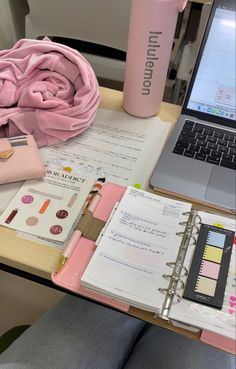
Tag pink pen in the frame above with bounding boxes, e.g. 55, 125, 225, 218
83, 191, 101, 214
55, 230, 82, 273
55, 190, 103, 273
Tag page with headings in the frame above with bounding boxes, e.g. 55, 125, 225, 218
40, 108, 171, 190
168, 212, 236, 340
81, 187, 192, 313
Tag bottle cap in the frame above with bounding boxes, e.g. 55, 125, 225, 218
178, 0, 187, 12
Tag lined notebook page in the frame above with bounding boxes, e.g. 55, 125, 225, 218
81, 187, 192, 313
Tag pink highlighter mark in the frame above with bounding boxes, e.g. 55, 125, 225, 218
229, 296, 236, 308
228, 296, 236, 314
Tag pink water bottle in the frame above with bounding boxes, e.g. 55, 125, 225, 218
123, 0, 187, 117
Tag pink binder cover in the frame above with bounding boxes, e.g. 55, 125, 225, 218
201, 331, 236, 355
51, 182, 129, 312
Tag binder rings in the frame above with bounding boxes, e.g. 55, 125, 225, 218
51, 184, 235, 349
158, 210, 201, 320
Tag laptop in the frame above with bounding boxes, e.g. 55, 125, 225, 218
150, 0, 236, 214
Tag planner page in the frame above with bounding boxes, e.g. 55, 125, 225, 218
81, 187, 192, 313
169, 212, 236, 340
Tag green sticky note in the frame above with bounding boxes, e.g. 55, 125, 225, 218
133, 183, 142, 189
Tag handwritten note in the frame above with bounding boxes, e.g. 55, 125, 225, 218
81, 187, 192, 312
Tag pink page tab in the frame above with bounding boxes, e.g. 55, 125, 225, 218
201, 330, 236, 355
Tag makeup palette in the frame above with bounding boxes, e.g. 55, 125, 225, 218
183, 224, 235, 309
0, 169, 94, 243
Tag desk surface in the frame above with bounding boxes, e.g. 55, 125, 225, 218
1, 87, 182, 278
0, 86, 213, 341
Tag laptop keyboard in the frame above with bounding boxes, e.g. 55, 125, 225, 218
173, 120, 236, 170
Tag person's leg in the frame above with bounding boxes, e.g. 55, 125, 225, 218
123, 325, 235, 369
0, 295, 145, 369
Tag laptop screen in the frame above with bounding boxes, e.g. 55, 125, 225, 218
183, 0, 236, 127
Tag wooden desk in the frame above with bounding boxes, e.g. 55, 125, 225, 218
0, 86, 204, 341
0, 87, 181, 278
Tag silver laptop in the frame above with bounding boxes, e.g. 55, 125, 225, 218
150, 0, 236, 214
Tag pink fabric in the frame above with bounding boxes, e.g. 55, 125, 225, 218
0, 38, 100, 147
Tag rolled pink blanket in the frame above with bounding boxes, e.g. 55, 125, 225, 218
0, 38, 100, 147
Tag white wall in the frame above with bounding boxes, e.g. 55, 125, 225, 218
0, 0, 28, 50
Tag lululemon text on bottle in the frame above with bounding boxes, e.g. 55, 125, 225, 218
142, 31, 162, 96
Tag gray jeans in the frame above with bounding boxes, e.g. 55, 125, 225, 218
0, 295, 234, 369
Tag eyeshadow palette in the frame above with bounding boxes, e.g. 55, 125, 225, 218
183, 223, 235, 309
0, 169, 94, 243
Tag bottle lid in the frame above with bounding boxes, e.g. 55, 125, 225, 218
178, 0, 187, 12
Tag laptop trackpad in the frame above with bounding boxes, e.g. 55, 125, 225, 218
205, 166, 236, 211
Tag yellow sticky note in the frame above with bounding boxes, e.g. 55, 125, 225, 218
213, 223, 224, 228
203, 245, 223, 263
